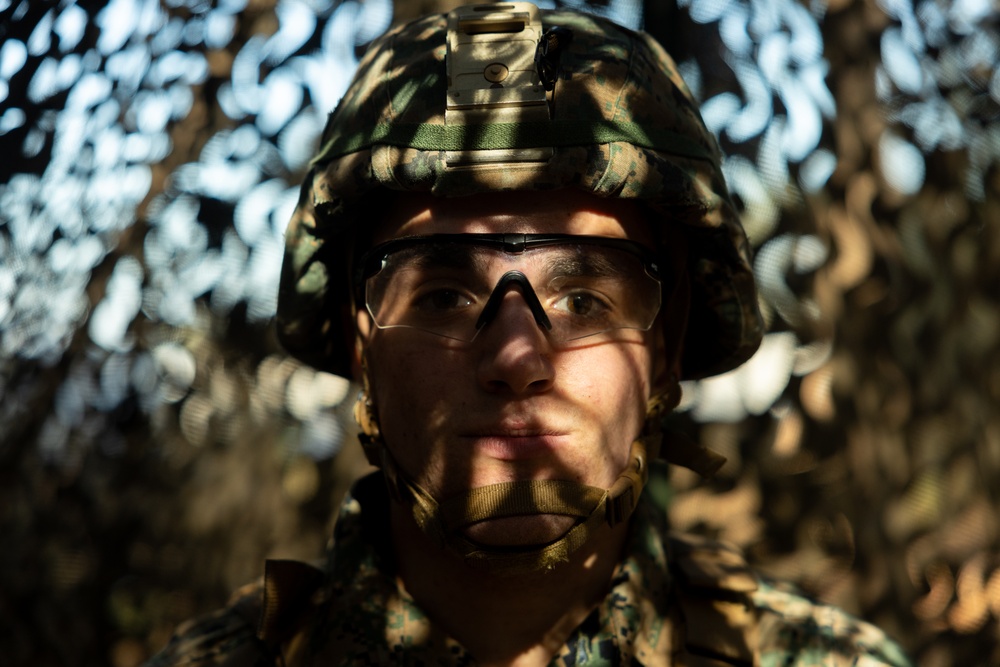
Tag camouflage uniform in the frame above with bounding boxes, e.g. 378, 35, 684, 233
145, 464, 912, 667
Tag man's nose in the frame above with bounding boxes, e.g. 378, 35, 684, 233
475, 285, 555, 395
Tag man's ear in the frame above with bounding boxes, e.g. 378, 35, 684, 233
651, 264, 690, 395
351, 308, 372, 380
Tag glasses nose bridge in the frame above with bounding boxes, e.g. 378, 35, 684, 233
475, 270, 553, 335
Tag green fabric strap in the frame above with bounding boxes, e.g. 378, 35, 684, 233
313, 120, 714, 164
439, 480, 608, 528
400, 437, 651, 576
459, 499, 609, 575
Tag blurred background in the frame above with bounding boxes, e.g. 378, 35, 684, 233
1, 0, 998, 664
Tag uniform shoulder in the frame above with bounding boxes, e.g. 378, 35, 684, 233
143, 580, 273, 667
664, 532, 911, 667
753, 580, 913, 667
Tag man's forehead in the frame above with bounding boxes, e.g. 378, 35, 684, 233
373, 190, 657, 246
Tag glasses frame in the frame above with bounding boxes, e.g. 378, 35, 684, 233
352, 233, 666, 344
354, 233, 663, 304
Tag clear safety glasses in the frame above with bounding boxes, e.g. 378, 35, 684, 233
354, 234, 663, 344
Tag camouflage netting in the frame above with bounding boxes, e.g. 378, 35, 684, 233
1, 0, 998, 665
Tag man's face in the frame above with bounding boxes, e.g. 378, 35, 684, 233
357, 190, 675, 546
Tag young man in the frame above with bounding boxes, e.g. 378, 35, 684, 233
147, 3, 911, 665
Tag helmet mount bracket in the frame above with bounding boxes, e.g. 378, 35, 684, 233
445, 3, 553, 167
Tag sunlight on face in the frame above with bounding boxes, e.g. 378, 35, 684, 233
359, 190, 669, 545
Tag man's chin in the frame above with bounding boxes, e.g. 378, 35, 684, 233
462, 514, 578, 547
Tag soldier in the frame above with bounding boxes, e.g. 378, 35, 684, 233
146, 3, 912, 665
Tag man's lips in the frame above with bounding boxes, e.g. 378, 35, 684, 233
458, 425, 569, 460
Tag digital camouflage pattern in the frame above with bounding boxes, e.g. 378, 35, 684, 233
145, 465, 913, 667
277, 5, 764, 381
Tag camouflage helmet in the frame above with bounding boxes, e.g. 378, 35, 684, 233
277, 2, 763, 381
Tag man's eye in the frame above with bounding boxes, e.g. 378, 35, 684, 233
413, 289, 474, 313
553, 292, 609, 317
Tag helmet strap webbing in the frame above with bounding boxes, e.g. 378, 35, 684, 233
650, 382, 728, 478
361, 428, 657, 576
407, 435, 655, 575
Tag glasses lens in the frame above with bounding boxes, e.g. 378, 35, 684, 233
363, 236, 661, 343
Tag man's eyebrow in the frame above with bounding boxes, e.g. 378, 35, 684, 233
405, 244, 480, 270
544, 250, 627, 278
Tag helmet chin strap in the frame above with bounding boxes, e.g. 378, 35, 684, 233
352, 372, 724, 576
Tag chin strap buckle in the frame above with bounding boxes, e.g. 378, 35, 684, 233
606, 436, 652, 527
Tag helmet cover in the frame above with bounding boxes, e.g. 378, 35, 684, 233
277, 2, 763, 380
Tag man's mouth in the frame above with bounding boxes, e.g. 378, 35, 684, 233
460, 423, 568, 460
